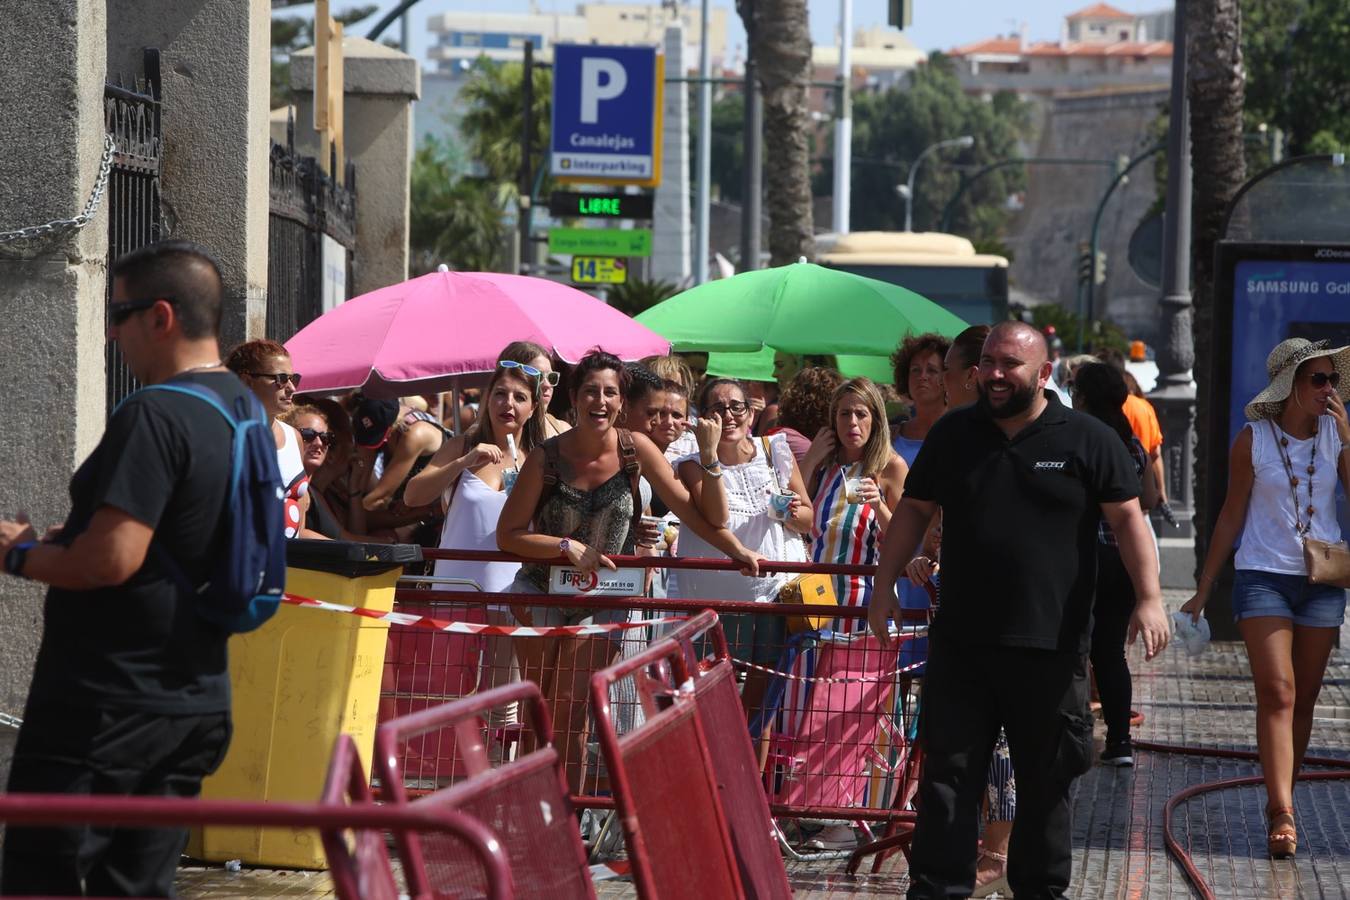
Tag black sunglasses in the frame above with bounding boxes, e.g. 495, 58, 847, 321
706, 401, 750, 416
1307, 372, 1341, 388
109, 296, 175, 327
247, 372, 304, 388
299, 427, 335, 447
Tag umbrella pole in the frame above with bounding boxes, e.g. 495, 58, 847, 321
451, 378, 462, 436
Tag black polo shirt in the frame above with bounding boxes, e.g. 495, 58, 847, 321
903, 391, 1139, 653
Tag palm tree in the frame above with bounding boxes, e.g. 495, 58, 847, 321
458, 59, 553, 197
738, 0, 814, 266
1187, 0, 1246, 548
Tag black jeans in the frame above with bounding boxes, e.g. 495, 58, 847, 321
2, 705, 231, 897
1090, 545, 1135, 746
906, 636, 1092, 900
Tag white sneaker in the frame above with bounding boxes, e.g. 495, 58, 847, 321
803, 824, 858, 850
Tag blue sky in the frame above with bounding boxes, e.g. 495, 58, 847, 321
286, 0, 1168, 63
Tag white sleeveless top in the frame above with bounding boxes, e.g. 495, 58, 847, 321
434, 470, 515, 606
670, 432, 807, 603
1235, 420, 1344, 575
276, 422, 306, 488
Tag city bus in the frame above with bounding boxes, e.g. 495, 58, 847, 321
816, 231, 1010, 325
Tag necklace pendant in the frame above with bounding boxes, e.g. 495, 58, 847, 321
1291, 476, 1300, 487
1308, 506, 1316, 518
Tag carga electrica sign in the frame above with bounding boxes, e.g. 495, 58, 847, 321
550, 44, 663, 187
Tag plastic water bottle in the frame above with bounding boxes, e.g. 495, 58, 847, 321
1171, 611, 1211, 657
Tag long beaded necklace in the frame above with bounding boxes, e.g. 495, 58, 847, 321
1269, 419, 1318, 536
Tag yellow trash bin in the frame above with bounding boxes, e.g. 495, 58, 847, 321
186, 540, 421, 869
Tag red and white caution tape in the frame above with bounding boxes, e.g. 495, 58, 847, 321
730, 654, 927, 685
282, 593, 689, 638
589, 861, 631, 882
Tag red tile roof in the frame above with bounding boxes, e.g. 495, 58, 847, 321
948, 37, 1023, 56
1066, 3, 1134, 19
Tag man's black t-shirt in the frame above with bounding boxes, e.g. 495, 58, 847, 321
903, 391, 1139, 653
26, 371, 255, 716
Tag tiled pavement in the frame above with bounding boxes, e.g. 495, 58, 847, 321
177, 589, 1350, 897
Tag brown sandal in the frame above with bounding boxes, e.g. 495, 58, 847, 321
1267, 806, 1297, 859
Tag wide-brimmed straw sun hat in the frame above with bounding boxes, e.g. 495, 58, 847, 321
1244, 338, 1350, 421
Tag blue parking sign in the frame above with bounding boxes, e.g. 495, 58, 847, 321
551, 44, 663, 186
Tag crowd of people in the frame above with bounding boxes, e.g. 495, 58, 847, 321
0, 239, 1343, 899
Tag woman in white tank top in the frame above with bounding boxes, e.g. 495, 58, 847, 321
403, 356, 548, 741
1185, 338, 1350, 859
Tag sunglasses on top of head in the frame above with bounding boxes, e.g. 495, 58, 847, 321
499, 359, 560, 386
299, 427, 336, 447
109, 296, 177, 327
246, 372, 304, 388
1306, 371, 1341, 388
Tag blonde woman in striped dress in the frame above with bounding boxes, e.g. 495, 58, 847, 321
802, 378, 907, 629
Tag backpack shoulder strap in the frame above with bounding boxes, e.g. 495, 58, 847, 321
132, 383, 238, 427
617, 428, 644, 537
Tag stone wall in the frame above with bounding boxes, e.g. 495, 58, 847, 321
1005, 88, 1169, 344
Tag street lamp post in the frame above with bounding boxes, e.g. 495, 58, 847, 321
902, 135, 974, 232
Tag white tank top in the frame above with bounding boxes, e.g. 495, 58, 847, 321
1235, 420, 1344, 575
434, 470, 515, 608
276, 421, 306, 488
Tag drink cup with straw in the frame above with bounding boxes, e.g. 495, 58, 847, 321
503, 433, 520, 493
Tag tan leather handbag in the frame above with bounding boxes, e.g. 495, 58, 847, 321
1303, 538, 1350, 588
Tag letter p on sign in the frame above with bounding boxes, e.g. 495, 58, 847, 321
580, 57, 627, 124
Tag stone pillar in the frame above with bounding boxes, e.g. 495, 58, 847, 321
651, 26, 692, 284
0, 0, 108, 776
292, 37, 420, 296
107, 0, 272, 348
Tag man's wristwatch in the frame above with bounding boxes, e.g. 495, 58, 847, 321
4, 541, 35, 579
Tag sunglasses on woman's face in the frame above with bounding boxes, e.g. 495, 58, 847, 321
706, 401, 750, 417
1306, 372, 1341, 388
299, 428, 335, 447
498, 359, 560, 386
247, 372, 303, 388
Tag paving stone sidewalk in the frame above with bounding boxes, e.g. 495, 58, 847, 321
177, 589, 1350, 898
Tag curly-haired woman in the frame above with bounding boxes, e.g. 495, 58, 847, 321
769, 366, 845, 464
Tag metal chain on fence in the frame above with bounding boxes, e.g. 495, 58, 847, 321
0, 134, 115, 257
0, 710, 22, 730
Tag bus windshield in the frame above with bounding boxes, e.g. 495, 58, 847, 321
818, 232, 1010, 325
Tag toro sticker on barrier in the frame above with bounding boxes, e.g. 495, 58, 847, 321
548, 566, 645, 596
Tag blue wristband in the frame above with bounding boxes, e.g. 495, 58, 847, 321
4, 541, 35, 578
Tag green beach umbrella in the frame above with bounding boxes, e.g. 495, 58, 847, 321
635, 260, 968, 356
706, 345, 775, 381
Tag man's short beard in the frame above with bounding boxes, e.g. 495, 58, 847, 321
977, 380, 1038, 419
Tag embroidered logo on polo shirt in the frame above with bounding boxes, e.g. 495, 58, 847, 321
1034, 460, 1066, 470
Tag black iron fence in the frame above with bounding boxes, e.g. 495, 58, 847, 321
266, 122, 356, 342
104, 49, 164, 414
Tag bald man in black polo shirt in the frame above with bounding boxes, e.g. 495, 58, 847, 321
869, 321, 1169, 899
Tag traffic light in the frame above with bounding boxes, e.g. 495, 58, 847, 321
888, 0, 913, 30
1078, 246, 1093, 285
1093, 251, 1107, 286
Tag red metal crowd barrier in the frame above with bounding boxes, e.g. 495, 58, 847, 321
0, 761, 512, 900
378, 548, 930, 847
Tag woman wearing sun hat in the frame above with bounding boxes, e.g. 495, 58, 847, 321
1184, 337, 1350, 859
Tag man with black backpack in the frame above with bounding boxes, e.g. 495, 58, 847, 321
0, 240, 284, 896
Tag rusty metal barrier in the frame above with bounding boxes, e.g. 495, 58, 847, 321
378, 549, 929, 833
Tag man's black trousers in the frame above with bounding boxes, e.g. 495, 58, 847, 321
906, 635, 1093, 900
2, 705, 230, 897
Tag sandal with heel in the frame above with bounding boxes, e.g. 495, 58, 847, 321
1267, 806, 1297, 859
971, 849, 1013, 898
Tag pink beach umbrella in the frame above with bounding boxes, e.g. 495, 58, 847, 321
284, 269, 671, 397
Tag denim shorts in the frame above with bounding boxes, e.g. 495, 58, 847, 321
1231, 569, 1347, 628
